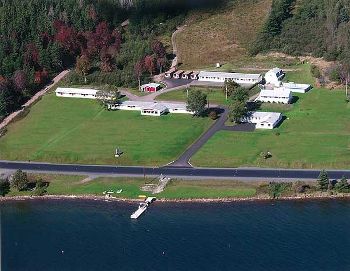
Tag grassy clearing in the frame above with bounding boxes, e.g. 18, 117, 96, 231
192, 66, 350, 169
175, 0, 273, 69
8, 174, 257, 199
156, 87, 228, 105
0, 93, 211, 166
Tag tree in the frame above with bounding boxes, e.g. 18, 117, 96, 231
96, 89, 120, 108
335, 176, 350, 193
144, 55, 155, 76
32, 178, 47, 196
0, 178, 10, 197
10, 169, 28, 191
229, 100, 247, 123
76, 55, 91, 83
134, 58, 145, 90
317, 170, 330, 191
223, 79, 240, 100
186, 90, 207, 117
13, 70, 27, 91
151, 40, 166, 58
228, 86, 249, 123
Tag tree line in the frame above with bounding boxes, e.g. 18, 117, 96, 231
251, 0, 350, 81
2, 0, 226, 121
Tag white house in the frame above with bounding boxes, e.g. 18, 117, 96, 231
265, 67, 285, 86
55, 87, 98, 99
281, 82, 311, 93
141, 104, 168, 116
241, 111, 282, 129
107, 101, 193, 116
256, 89, 292, 104
198, 71, 263, 85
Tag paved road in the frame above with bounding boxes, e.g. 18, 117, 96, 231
169, 107, 228, 167
0, 160, 349, 181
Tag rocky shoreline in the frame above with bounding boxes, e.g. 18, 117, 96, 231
1, 193, 350, 203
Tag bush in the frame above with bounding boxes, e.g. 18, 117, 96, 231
310, 65, 321, 79
10, 169, 28, 191
268, 182, 292, 199
32, 178, 47, 196
329, 66, 341, 83
0, 179, 10, 196
208, 110, 218, 120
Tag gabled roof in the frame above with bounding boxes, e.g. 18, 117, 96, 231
198, 71, 262, 80
260, 89, 291, 98
141, 83, 161, 88
55, 87, 98, 95
245, 111, 282, 124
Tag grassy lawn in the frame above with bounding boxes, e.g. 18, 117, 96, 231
0, 93, 212, 166
8, 174, 257, 199
156, 87, 228, 105
192, 64, 350, 169
192, 88, 350, 169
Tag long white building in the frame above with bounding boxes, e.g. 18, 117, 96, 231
241, 111, 282, 129
108, 101, 193, 116
256, 89, 292, 104
198, 71, 262, 85
55, 87, 99, 99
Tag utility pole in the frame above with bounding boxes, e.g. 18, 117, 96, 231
225, 85, 228, 101
346, 73, 349, 99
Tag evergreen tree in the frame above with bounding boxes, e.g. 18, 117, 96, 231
335, 176, 350, 193
0, 179, 10, 197
317, 170, 330, 191
10, 169, 29, 191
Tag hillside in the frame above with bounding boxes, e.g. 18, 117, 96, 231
175, 0, 273, 69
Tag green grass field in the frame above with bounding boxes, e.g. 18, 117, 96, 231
8, 174, 257, 199
0, 93, 211, 166
192, 64, 350, 169
156, 87, 228, 105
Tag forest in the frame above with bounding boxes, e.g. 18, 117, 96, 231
251, 0, 350, 66
0, 0, 225, 120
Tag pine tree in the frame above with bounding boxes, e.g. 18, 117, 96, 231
317, 170, 329, 191
335, 176, 350, 193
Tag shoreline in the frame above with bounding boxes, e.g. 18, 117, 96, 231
1, 193, 350, 203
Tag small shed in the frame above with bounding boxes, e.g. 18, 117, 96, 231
141, 83, 161, 93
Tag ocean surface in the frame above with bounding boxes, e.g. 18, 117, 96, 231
1, 199, 350, 271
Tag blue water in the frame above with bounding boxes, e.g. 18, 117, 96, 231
1, 199, 350, 270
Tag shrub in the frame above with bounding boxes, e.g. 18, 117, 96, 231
0, 178, 10, 196
10, 169, 28, 191
310, 65, 321, 79
208, 110, 218, 120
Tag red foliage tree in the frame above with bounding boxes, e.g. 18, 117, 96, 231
13, 70, 27, 91
34, 70, 49, 85
24, 43, 39, 67
54, 21, 79, 55
144, 55, 155, 76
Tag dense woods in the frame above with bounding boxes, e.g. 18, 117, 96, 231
0, 0, 223, 120
252, 0, 350, 64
